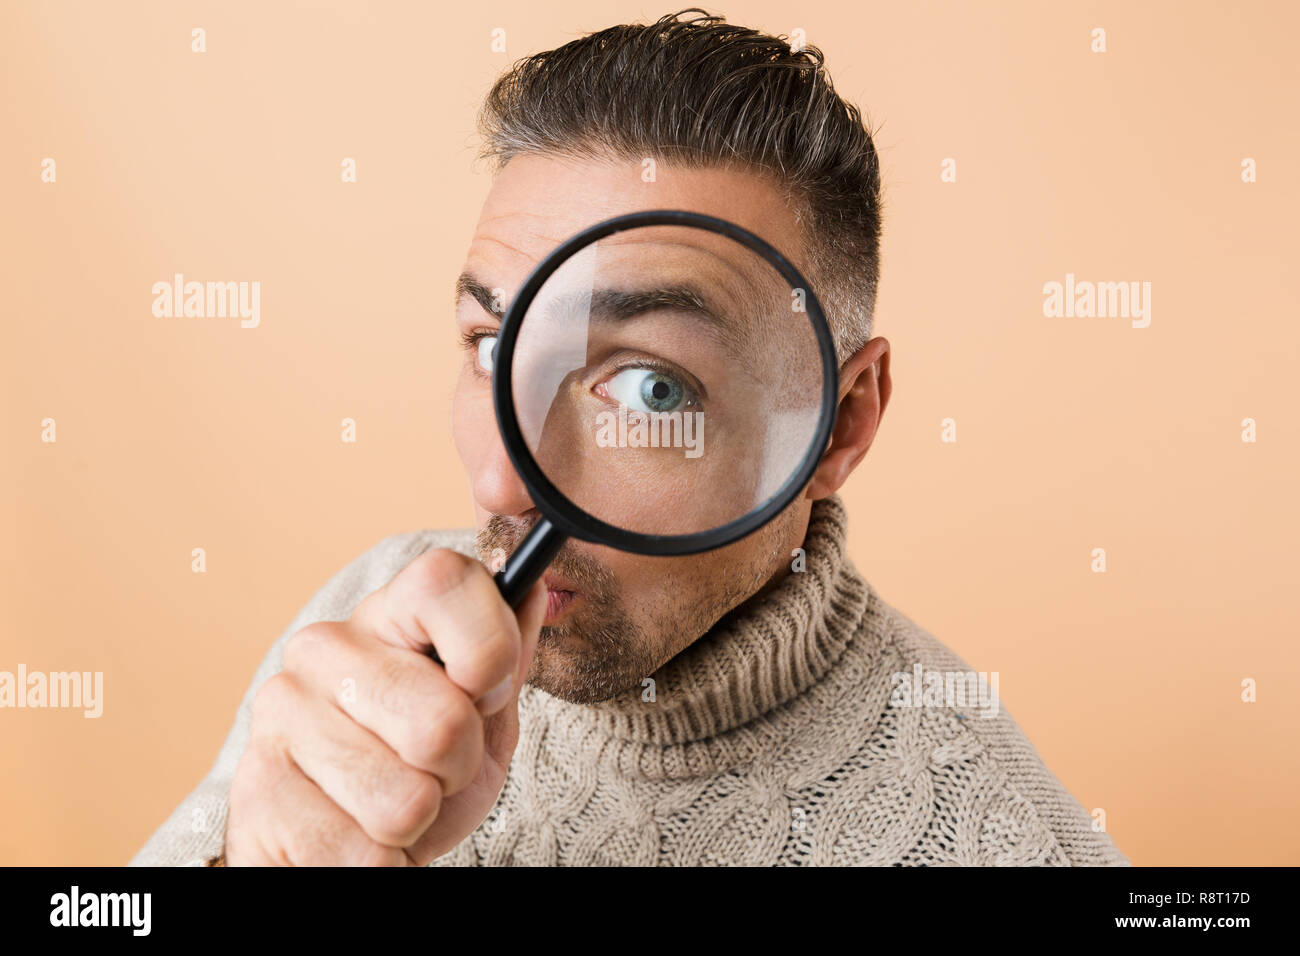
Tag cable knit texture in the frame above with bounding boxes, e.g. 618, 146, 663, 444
131, 497, 1127, 866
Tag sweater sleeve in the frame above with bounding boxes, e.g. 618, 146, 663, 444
127, 528, 470, 866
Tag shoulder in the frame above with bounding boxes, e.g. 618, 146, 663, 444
284, 527, 479, 631
865, 597, 1129, 865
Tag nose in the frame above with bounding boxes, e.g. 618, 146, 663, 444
472, 427, 537, 521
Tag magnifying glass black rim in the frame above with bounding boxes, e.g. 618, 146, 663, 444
491, 208, 839, 557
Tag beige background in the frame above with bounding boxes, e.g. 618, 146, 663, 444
2, 0, 1297, 865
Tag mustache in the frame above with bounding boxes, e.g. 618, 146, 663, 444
476, 515, 618, 602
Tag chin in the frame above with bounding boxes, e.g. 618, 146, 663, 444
526, 639, 641, 705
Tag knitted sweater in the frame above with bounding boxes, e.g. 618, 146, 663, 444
130, 497, 1127, 866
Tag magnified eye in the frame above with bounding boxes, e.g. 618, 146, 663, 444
476, 335, 497, 374
605, 368, 688, 414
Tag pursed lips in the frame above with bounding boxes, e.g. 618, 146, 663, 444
542, 573, 580, 623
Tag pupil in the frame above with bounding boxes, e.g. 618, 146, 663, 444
651, 381, 670, 400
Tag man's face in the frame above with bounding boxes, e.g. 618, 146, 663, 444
451, 153, 815, 703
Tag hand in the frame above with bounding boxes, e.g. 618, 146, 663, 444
225, 549, 545, 865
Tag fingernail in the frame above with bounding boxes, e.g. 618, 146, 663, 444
478, 675, 514, 713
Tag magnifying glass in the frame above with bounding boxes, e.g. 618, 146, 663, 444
488, 209, 839, 607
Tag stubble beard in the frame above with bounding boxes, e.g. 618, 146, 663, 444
476, 516, 658, 703
475, 505, 798, 704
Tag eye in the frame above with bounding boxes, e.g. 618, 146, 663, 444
476, 335, 498, 374
604, 368, 689, 414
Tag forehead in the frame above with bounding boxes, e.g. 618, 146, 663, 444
464, 153, 807, 290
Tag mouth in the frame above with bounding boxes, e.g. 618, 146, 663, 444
542, 574, 580, 625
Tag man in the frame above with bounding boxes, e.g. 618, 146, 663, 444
132, 9, 1126, 866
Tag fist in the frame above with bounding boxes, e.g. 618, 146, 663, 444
225, 549, 545, 865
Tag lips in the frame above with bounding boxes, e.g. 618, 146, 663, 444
545, 588, 577, 623
542, 574, 579, 624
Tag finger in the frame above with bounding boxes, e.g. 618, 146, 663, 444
226, 747, 282, 867
354, 549, 521, 708
483, 578, 546, 767
401, 581, 549, 867
256, 674, 443, 848
282, 622, 484, 797
229, 742, 407, 867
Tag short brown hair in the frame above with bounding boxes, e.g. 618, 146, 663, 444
477, 8, 883, 360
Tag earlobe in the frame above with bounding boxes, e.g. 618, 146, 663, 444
806, 337, 891, 500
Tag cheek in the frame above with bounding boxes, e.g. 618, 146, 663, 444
451, 369, 493, 469
600, 549, 718, 609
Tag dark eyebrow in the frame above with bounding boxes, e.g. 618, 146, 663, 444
586, 285, 721, 325
454, 272, 502, 318
584, 284, 757, 372
457, 271, 722, 326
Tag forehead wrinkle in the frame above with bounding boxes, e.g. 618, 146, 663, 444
473, 210, 574, 254
458, 235, 557, 320
470, 233, 555, 267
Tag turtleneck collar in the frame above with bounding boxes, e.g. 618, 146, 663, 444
520, 495, 880, 775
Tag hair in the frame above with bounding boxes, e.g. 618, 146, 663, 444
476, 8, 883, 360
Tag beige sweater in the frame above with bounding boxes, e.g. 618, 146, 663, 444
130, 497, 1127, 866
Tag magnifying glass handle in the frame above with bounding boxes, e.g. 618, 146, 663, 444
494, 517, 567, 608
428, 518, 566, 667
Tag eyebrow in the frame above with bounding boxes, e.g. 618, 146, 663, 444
587, 285, 722, 325
455, 272, 501, 317
456, 270, 724, 326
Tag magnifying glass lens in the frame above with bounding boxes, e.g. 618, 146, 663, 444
509, 224, 828, 538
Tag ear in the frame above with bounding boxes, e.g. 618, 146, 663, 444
806, 337, 892, 500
